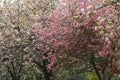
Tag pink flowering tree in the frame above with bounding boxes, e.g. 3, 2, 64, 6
34, 0, 120, 80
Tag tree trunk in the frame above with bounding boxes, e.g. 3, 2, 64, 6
90, 53, 102, 80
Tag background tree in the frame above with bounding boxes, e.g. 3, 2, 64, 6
0, 0, 57, 80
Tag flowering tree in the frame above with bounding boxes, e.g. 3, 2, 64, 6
0, 0, 57, 80
34, 0, 120, 80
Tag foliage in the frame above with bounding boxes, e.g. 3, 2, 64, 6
86, 72, 98, 80
54, 70, 88, 80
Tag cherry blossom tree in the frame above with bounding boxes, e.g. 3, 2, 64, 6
0, 0, 57, 80
34, 0, 120, 80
